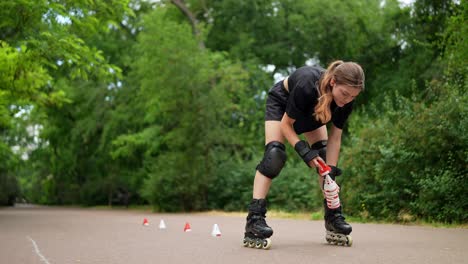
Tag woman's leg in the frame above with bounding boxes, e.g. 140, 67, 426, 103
252, 121, 285, 198
303, 125, 328, 145
303, 125, 328, 188
304, 126, 352, 238
244, 121, 284, 245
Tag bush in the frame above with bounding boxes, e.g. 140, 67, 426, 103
0, 145, 19, 206
0, 173, 19, 206
268, 159, 323, 212
207, 148, 323, 212
341, 83, 467, 223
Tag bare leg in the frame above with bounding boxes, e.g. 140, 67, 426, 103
303, 125, 328, 191
303, 126, 352, 241
252, 121, 285, 199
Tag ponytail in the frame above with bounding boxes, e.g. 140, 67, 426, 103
315, 61, 343, 123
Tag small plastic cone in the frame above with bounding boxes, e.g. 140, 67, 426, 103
184, 222, 192, 232
211, 224, 221, 237
159, 219, 166, 229
142, 218, 149, 226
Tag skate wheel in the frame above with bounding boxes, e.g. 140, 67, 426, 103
346, 235, 353, 247
262, 238, 272, 250
248, 240, 256, 248
255, 240, 263, 249
242, 238, 249, 247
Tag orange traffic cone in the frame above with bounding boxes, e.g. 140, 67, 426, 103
184, 222, 192, 232
211, 224, 221, 237
142, 218, 149, 226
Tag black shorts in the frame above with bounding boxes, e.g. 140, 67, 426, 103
264, 81, 323, 134
265, 81, 288, 121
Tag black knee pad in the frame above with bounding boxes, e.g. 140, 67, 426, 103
310, 140, 327, 162
256, 141, 287, 179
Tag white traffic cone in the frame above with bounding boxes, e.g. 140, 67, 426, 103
211, 224, 221, 237
159, 219, 166, 229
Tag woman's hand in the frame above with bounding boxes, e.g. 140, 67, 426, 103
310, 156, 326, 168
294, 140, 325, 168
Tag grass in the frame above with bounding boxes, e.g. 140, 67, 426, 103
87, 205, 467, 228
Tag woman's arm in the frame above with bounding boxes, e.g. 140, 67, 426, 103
280, 113, 300, 147
280, 113, 323, 167
327, 124, 343, 166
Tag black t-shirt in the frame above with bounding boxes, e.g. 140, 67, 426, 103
285, 66, 354, 133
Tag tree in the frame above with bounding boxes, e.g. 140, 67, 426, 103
0, 0, 130, 204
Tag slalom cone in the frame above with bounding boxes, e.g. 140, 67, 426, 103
159, 219, 166, 229
211, 224, 221, 237
142, 218, 149, 226
184, 222, 192, 232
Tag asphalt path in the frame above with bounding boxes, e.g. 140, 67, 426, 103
0, 206, 466, 264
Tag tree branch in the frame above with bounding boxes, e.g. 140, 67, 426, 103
170, 0, 205, 49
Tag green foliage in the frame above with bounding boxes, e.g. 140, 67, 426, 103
1, 0, 132, 205
207, 158, 257, 211
268, 159, 322, 211
342, 83, 467, 223
205, 0, 404, 76
131, 8, 257, 211
340, 1, 467, 223
208, 153, 323, 212
0, 144, 19, 205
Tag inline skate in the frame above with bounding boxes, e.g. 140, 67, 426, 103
242, 199, 273, 250
318, 160, 352, 246
324, 200, 353, 246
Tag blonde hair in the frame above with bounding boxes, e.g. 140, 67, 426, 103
314, 60, 365, 123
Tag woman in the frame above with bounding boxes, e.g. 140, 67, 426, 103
243, 60, 365, 249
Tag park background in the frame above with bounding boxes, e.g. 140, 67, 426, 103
0, 0, 466, 224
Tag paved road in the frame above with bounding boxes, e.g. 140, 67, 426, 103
0, 206, 466, 264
